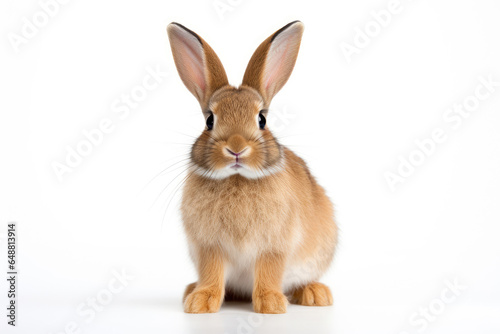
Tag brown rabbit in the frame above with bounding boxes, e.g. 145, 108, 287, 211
166, 20, 338, 314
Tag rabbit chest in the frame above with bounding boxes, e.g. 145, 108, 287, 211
181, 173, 300, 251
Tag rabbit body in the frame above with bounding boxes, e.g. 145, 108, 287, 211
182, 147, 337, 297
167, 21, 338, 313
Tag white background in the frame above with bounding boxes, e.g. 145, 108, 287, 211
1, 0, 500, 333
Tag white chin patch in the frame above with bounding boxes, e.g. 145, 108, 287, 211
194, 162, 284, 180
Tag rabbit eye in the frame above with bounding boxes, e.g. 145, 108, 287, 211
258, 112, 266, 130
206, 113, 214, 130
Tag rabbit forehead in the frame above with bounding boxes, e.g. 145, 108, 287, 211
208, 86, 264, 117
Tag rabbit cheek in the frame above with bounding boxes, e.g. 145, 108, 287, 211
191, 135, 224, 171
252, 135, 281, 170
191, 137, 211, 170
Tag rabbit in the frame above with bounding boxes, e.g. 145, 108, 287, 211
166, 20, 338, 314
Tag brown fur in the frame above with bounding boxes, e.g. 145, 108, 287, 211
167, 21, 338, 314
191, 86, 282, 174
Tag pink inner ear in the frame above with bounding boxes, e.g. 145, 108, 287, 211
265, 44, 289, 90
169, 26, 206, 100
261, 23, 303, 99
181, 40, 206, 93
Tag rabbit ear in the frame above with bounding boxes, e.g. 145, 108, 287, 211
167, 23, 229, 109
242, 21, 304, 105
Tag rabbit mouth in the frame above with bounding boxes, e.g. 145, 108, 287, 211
230, 163, 243, 170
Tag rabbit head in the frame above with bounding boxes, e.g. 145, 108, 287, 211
167, 21, 304, 179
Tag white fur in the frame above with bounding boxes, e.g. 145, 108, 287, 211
193, 155, 285, 180
222, 224, 319, 296
224, 250, 323, 296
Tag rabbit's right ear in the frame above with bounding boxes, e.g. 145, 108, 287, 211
167, 23, 229, 109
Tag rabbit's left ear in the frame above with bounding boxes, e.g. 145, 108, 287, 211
167, 23, 229, 109
242, 21, 304, 106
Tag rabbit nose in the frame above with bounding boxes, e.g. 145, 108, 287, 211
226, 148, 248, 157
225, 134, 249, 157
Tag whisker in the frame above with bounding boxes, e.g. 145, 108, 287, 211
160, 167, 198, 230
151, 162, 195, 210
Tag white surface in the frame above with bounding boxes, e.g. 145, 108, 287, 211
1, 0, 500, 333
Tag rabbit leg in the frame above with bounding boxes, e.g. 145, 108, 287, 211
184, 246, 225, 313
252, 252, 288, 314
